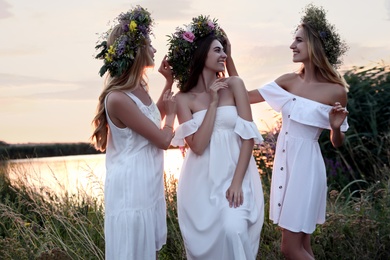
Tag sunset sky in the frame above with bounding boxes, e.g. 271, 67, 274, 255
1, 0, 389, 144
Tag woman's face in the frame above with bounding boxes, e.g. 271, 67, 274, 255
290, 27, 309, 63
204, 40, 227, 73
146, 39, 156, 67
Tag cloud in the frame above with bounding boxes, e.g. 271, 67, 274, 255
0, 48, 43, 57
0, 73, 101, 101
141, 0, 192, 20
0, 0, 12, 19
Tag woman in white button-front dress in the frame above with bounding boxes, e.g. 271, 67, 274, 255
167, 17, 264, 259
244, 4, 350, 260
91, 6, 176, 260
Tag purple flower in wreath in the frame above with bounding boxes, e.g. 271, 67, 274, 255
122, 23, 129, 32
319, 31, 327, 39
182, 31, 195, 43
207, 21, 215, 29
138, 24, 147, 35
116, 36, 128, 56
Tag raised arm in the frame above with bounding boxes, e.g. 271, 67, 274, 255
222, 29, 239, 77
156, 55, 174, 118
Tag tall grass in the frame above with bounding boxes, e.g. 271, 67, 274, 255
1, 131, 389, 259
1, 152, 389, 259
0, 162, 105, 260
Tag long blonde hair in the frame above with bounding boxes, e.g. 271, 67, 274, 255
91, 24, 151, 151
299, 23, 348, 88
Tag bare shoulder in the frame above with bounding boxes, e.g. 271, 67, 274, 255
275, 73, 299, 88
327, 82, 348, 106
174, 91, 195, 111
175, 91, 191, 104
225, 75, 244, 84
106, 90, 130, 106
225, 76, 245, 91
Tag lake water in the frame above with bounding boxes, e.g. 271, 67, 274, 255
4, 149, 184, 200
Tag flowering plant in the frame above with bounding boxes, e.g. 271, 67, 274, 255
299, 4, 348, 68
166, 15, 225, 90
95, 6, 154, 77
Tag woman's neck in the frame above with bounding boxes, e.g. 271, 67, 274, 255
300, 62, 323, 83
194, 70, 218, 92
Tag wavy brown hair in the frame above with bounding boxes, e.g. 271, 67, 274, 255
298, 23, 348, 88
91, 24, 152, 151
181, 34, 226, 92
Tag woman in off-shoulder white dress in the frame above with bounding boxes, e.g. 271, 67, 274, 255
172, 105, 264, 259
245, 4, 350, 259
167, 19, 264, 259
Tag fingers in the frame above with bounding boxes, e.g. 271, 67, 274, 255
210, 80, 228, 92
225, 190, 244, 208
163, 89, 175, 101
158, 55, 172, 75
332, 102, 348, 114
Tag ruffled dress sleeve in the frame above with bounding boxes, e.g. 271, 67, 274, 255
234, 116, 264, 144
171, 119, 199, 147
290, 99, 349, 132
258, 82, 293, 112
258, 81, 349, 132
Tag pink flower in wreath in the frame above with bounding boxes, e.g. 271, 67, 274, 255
207, 21, 215, 29
182, 31, 195, 42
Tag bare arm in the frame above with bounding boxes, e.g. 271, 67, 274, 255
106, 91, 175, 150
248, 89, 265, 104
222, 29, 239, 77
176, 79, 228, 155
329, 99, 348, 148
226, 77, 255, 208
156, 55, 174, 119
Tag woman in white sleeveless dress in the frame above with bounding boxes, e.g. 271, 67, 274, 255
91, 6, 176, 260
167, 16, 264, 259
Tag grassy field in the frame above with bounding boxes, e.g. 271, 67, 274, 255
0, 149, 389, 260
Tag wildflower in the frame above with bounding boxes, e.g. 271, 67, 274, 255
105, 45, 115, 62
182, 31, 195, 43
129, 20, 137, 32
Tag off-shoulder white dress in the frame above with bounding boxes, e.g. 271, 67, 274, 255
172, 106, 264, 260
258, 82, 349, 234
104, 91, 167, 260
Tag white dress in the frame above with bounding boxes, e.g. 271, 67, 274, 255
172, 106, 264, 260
104, 91, 167, 260
258, 82, 349, 234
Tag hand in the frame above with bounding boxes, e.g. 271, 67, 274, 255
329, 102, 348, 130
209, 78, 228, 104
158, 55, 173, 84
225, 182, 244, 208
221, 28, 232, 58
163, 89, 176, 116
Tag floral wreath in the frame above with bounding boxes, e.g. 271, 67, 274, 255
95, 6, 154, 77
166, 15, 225, 90
299, 4, 348, 68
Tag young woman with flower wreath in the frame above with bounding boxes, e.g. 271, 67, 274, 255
91, 6, 176, 260
167, 16, 264, 259
230, 4, 349, 259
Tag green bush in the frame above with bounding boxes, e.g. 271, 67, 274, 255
320, 64, 390, 187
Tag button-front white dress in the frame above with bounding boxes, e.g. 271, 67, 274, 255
258, 82, 349, 234
172, 106, 264, 260
104, 91, 167, 260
